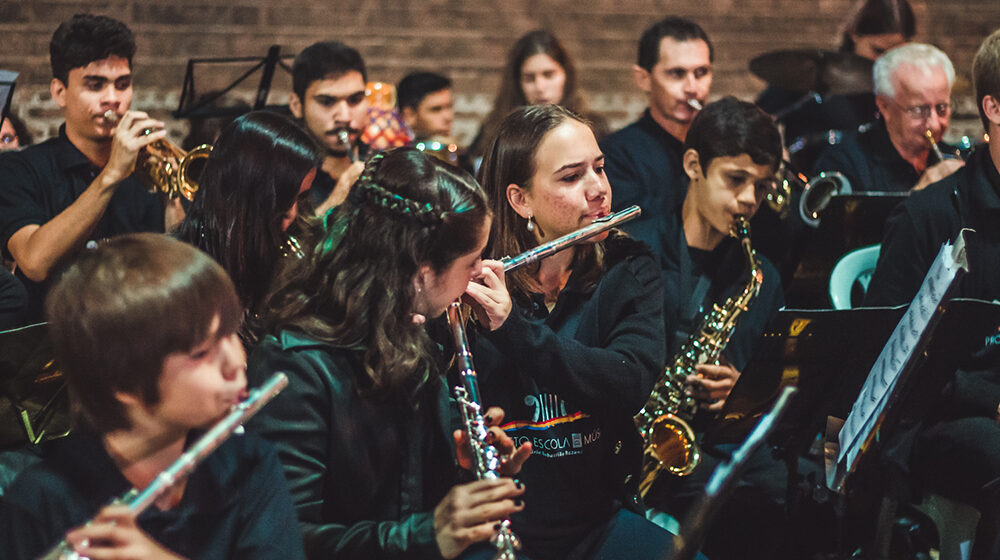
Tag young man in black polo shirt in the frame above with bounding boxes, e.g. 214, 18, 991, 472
812, 42, 965, 192
288, 41, 369, 215
866, 29, 1000, 559
600, 16, 713, 266
0, 14, 173, 326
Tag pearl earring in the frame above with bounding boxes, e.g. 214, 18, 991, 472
526, 215, 535, 232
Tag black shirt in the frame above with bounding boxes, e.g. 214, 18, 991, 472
600, 110, 688, 267
866, 144, 1000, 307
0, 126, 164, 324
663, 221, 785, 373
812, 119, 948, 192
0, 431, 306, 560
474, 234, 665, 558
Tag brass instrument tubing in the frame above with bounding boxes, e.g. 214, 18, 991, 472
925, 129, 946, 162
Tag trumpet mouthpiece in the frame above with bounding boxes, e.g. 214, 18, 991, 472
687, 99, 703, 111
103, 110, 118, 124
924, 129, 935, 144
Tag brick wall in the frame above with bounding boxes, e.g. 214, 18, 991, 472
2, 0, 997, 145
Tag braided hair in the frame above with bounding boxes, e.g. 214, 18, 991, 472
263, 147, 489, 397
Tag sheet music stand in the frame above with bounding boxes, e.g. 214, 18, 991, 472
173, 45, 294, 119
706, 305, 904, 454
0, 323, 69, 450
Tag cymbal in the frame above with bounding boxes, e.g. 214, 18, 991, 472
750, 49, 874, 96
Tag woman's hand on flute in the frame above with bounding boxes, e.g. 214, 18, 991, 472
464, 260, 511, 331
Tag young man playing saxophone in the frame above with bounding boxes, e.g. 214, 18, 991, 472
643, 97, 830, 560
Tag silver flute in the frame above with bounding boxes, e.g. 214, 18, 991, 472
446, 303, 521, 560
501, 205, 641, 272
337, 130, 357, 163
40, 372, 289, 560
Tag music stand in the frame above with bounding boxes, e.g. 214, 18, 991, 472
0, 70, 17, 124
706, 305, 904, 454
173, 45, 294, 119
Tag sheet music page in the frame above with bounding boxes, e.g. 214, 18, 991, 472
836, 237, 967, 470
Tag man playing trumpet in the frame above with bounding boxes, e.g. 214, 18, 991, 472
813, 42, 965, 192
0, 14, 176, 327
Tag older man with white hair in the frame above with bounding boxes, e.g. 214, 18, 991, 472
813, 42, 964, 191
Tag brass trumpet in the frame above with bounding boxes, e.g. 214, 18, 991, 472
104, 110, 211, 201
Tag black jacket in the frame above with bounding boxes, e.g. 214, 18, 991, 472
473, 233, 665, 553
600, 110, 688, 269
246, 332, 455, 559
866, 144, 1000, 416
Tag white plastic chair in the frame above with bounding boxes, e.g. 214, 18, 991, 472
828, 244, 881, 310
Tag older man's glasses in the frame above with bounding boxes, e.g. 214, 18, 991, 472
895, 102, 953, 120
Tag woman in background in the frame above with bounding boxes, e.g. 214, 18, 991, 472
469, 30, 607, 166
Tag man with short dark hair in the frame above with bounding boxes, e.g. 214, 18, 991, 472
0, 14, 175, 327
289, 41, 369, 215
813, 42, 964, 192
397, 71, 454, 141
600, 16, 714, 266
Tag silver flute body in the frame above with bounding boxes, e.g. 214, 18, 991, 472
40, 372, 289, 560
500, 205, 641, 273
446, 303, 520, 560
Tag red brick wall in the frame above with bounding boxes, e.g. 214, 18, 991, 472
2, 0, 997, 144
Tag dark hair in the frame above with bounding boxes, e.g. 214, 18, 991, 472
684, 96, 782, 173
637, 16, 714, 72
397, 72, 452, 111
45, 233, 241, 434
479, 104, 602, 302
2, 114, 33, 147
174, 111, 321, 334
292, 41, 367, 101
49, 14, 136, 84
472, 30, 585, 158
973, 28, 1000, 131
263, 147, 489, 397
840, 0, 916, 52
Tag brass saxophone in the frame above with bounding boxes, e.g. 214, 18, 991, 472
634, 216, 763, 496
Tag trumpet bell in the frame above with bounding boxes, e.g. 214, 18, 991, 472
137, 141, 211, 201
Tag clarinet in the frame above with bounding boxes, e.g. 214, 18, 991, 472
445, 302, 521, 560
40, 372, 289, 560
500, 205, 640, 272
